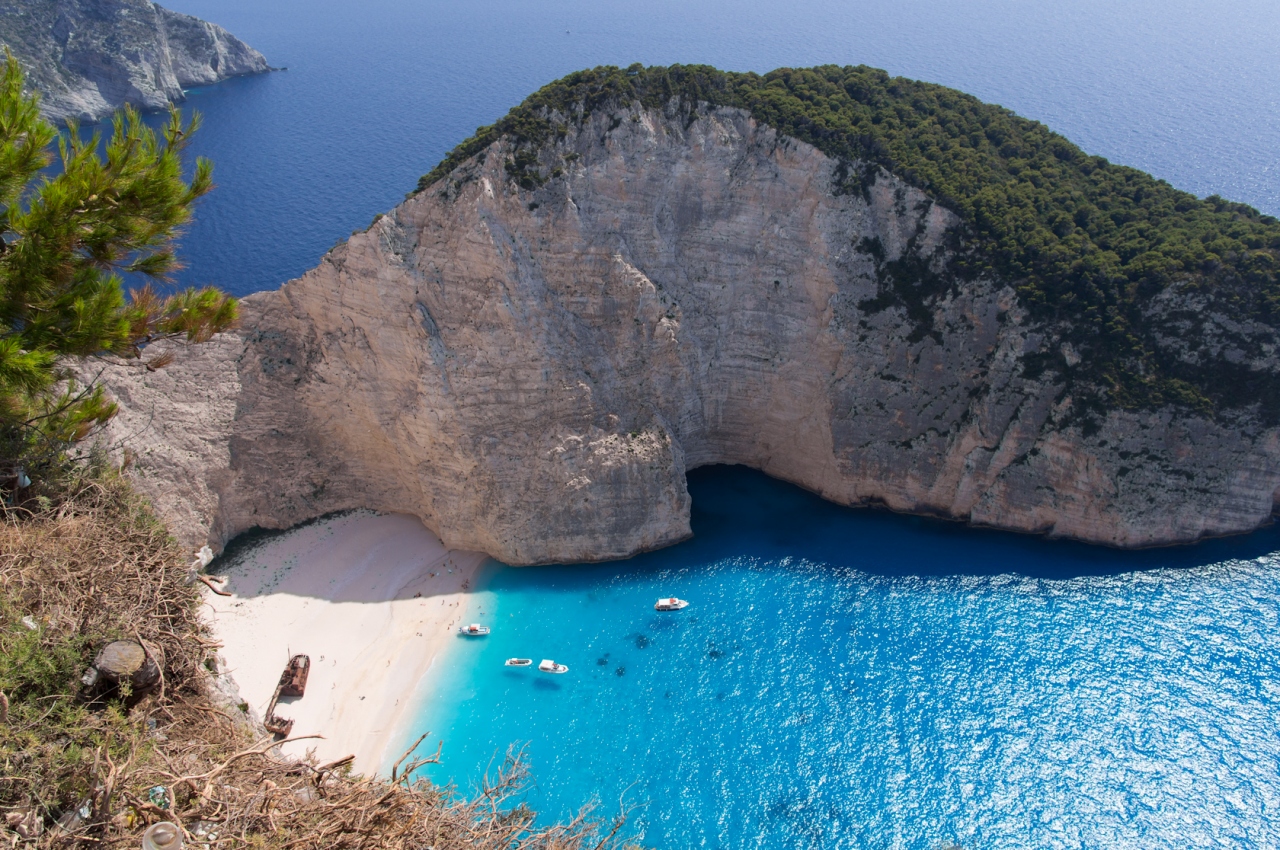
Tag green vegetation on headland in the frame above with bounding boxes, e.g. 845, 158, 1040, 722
420, 64, 1280, 422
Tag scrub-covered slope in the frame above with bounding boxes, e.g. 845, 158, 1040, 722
101, 65, 1280, 562
0, 0, 269, 123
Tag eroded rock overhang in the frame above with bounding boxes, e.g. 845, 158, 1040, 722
97, 103, 1280, 564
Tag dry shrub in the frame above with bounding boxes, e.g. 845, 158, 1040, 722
0, 469, 636, 848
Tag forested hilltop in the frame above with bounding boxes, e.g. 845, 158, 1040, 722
421, 64, 1280, 422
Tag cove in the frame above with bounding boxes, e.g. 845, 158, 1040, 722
405, 465, 1280, 849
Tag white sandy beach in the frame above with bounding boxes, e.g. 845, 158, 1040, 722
202, 511, 488, 774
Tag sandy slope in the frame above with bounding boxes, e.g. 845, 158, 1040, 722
202, 511, 487, 773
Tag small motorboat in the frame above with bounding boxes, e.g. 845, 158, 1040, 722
654, 597, 689, 611
505, 658, 533, 667
538, 659, 568, 674
457, 624, 490, 636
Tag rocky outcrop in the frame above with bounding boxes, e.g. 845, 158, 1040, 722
0, 0, 269, 124
98, 102, 1280, 563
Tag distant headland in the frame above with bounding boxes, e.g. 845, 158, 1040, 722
0, 0, 270, 124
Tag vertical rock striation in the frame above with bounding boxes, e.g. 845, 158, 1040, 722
99, 100, 1280, 563
0, 0, 269, 124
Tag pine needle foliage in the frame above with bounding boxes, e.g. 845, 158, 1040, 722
0, 54, 236, 471
419, 63, 1280, 419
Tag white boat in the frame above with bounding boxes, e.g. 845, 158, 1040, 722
457, 623, 490, 636
505, 658, 532, 667
538, 659, 568, 674
654, 597, 689, 611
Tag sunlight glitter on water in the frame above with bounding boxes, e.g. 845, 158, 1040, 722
402, 466, 1280, 849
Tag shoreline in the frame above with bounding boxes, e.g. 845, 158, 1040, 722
201, 511, 487, 774
378, 557, 500, 775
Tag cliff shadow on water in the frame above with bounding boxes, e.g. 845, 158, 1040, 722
658, 465, 1280, 581
415, 463, 1280, 849
213, 465, 1280, 599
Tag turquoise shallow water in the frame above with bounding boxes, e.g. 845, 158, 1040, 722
407, 466, 1280, 849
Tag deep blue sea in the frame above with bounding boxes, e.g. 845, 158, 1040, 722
154, 0, 1280, 298
142, 1, 1280, 846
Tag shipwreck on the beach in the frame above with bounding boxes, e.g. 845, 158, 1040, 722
263, 654, 310, 736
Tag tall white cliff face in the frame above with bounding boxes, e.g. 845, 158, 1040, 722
0, 0, 269, 124
99, 103, 1280, 563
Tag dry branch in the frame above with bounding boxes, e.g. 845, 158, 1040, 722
195, 573, 231, 596
0, 472, 640, 849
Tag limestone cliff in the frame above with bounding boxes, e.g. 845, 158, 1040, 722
98, 75, 1280, 563
0, 0, 269, 124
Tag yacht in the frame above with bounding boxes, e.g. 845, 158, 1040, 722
538, 659, 568, 674
654, 597, 689, 611
457, 623, 490, 636
504, 658, 532, 667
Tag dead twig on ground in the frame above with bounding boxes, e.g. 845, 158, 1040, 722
0, 472, 640, 849
195, 573, 231, 596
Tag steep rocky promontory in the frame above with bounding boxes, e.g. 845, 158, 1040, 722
0, 0, 269, 124
100, 65, 1280, 563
